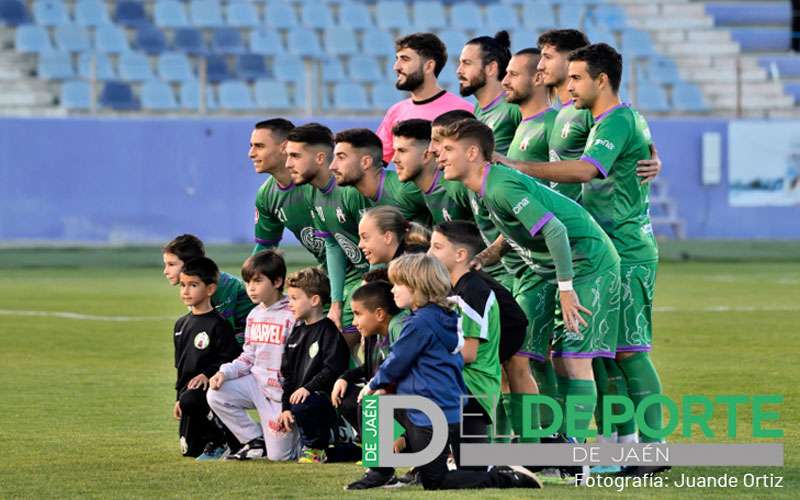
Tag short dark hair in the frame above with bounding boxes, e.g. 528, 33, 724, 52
568, 43, 623, 93
439, 118, 495, 162
466, 30, 512, 80
537, 29, 590, 53
433, 221, 484, 259
241, 250, 287, 291
432, 109, 475, 128
334, 128, 384, 167
351, 280, 401, 317
180, 256, 219, 285
285, 122, 334, 150
392, 118, 432, 142
163, 234, 205, 262
514, 47, 542, 72
286, 267, 331, 305
362, 268, 390, 283
395, 32, 448, 77
254, 118, 295, 140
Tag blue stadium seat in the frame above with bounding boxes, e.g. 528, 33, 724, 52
254, 79, 292, 108
54, 24, 91, 52
15, 25, 54, 53
236, 53, 270, 80
486, 3, 520, 31
78, 52, 116, 79
730, 28, 790, 52
649, 58, 680, 84
287, 27, 322, 57
205, 54, 232, 82
94, 25, 129, 53
621, 29, 654, 58
324, 27, 358, 56
672, 83, 708, 112
301, 3, 332, 30
212, 27, 245, 54
154, 0, 189, 28
100, 80, 140, 110
115, 1, 148, 28
337, 3, 371, 30
362, 28, 395, 57
759, 56, 800, 78
265, 1, 297, 29
332, 82, 369, 111
219, 80, 254, 110
190, 0, 224, 28
33, 0, 69, 26
522, 1, 556, 30
637, 84, 669, 113
118, 52, 155, 81
1, 0, 31, 26
273, 53, 305, 84
75, 0, 110, 27
61, 80, 90, 109
412, 1, 447, 31
158, 51, 194, 82
135, 25, 167, 54
438, 61, 458, 85
586, 26, 616, 47
590, 5, 627, 30
348, 55, 383, 83
372, 83, 404, 109
557, 3, 583, 28
321, 57, 346, 83
226, 1, 258, 28
450, 3, 483, 31
376, 0, 410, 31
179, 80, 218, 109
437, 29, 469, 59
249, 28, 284, 55
141, 80, 178, 110
173, 27, 206, 54
38, 51, 75, 79
706, 3, 791, 27
784, 83, 800, 105
510, 29, 538, 53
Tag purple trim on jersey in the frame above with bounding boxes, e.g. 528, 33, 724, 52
342, 325, 360, 334
479, 162, 492, 197
552, 350, 614, 359
594, 102, 628, 123
424, 168, 442, 195
313, 230, 332, 238
481, 92, 506, 112
529, 212, 555, 237
561, 99, 574, 108
372, 168, 387, 202
616, 345, 652, 353
275, 180, 295, 192
255, 237, 281, 246
320, 175, 336, 195
516, 351, 547, 362
521, 108, 551, 122
580, 155, 608, 178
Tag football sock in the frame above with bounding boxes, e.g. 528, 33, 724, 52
618, 352, 663, 443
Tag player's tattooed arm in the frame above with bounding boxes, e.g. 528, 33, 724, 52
636, 143, 662, 184
470, 235, 510, 270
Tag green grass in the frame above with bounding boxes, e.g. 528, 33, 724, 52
0, 252, 798, 498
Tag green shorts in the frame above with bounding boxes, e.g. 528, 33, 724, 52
513, 269, 556, 363
617, 262, 657, 353
552, 265, 620, 359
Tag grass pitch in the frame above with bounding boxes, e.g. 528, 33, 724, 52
0, 245, 797, 498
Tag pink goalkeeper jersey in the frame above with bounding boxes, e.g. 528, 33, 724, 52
376, 89, 474, 163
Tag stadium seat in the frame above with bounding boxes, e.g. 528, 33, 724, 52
331, 82, 369, 111
348, 55, 383, 83
135, 25, 167, 54
649, 58, 681, 85
265, 1, 297, 29
637, 84, 669, 113
78, 52, 116, 80
94, 25, 129, 53
301, 3, 333, 30
586, 26, 616, 47
450, 3, 483, 31
730, 28, 790, 52
784, 82, 800, 105
362, 28, 395, 57
372, 83, 404, 109
0, 0, 31, 26
173, 27, 206, 54
75, 0, 110, 27
672, 83, 708, 112
590, 5, 627, 30
141, 80, 178, 110
54, 24, 91, 52
438, 29, 469, 59
337, 3, 372, 30
706, 2, 791, 27
15, 25, 54, 53
179, 80, 218, 109
287, 27, 322, 57
100, 80, 140, 110
759, 56, 800, 78
218, 80, 254, 110
33, 0, 69, 26
486, 3, 520, 31
273, 54, 306, 87
115, 1, 148, 28
510, 29, 538, 53
226, 1, 259, 28
205, 54, 232, 82
118, 52, 155, 81
236, 53, 270, 80
438, 61, 458, 85
154, 0, 189, 28
158, 51, 194, 82
254, 79, 292, 109
324, 27, 358, 56
376, 0, 410, 31
38, 51, 75, 79
321, 57, 346, 83
249, 28, 284, 55
621, 29, 654, 58
557, 3, 583, 28
522, 1, 556, 30
60, 80, 91, 109
412, 1, 447, 32
190, 0, 224, 28
212, 27, 245, 54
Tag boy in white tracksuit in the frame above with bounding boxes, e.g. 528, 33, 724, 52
207, 251, 301, 460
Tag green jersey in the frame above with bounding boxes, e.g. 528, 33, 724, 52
254, 177, 325, 264
419, 169, 474, 224
507, 108, 558, 164
212, 271, 255, 344
580, 104, 658, 264
467, 191, 526, 283
479, 163, 619, 282
548, 99, 594, 200
388, 309, 409, 344
474, 93, 522, 155
369, 170, 432, 226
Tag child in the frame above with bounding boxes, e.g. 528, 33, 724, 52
172, 257, 241, 458
279, 267, 350, 464
206, 250, 300, 461
355, 253, 541, 490
162, 234, 255, 344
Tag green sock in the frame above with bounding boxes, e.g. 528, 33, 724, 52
618, 352, 663, 443
530, 359, 558, 429
509, 393, 540, 443
555, 375, 571, 434
592, 358, 609, 437
604, 358, 636, 437
492, 393, 513, 443
565, 379, 597, 442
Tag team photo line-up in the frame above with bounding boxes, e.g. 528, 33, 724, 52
164, 27, 668, 491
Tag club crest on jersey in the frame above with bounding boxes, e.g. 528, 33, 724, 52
560, 121, 572, 139
335, 233, 363, 264
308, 341, 319, 359
300, 226, 325, 254
336, 207, 346, 223
194, 332, 210, 350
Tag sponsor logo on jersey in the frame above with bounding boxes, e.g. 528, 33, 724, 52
194, 332, 210, 350
560, 121, 572, 139
593, 138, 615, 151
335, 233, 364, 264
249, 321, 285, 344
512, 197, 530, 215
336, 207, 346, 224
300, 226, 325, 255
308, 341, 319, 359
